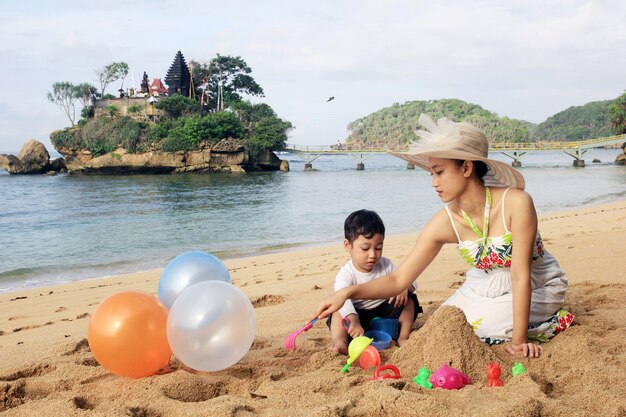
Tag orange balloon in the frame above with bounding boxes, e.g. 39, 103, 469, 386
88, 291, 171, 378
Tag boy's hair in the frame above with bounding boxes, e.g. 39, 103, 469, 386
344, 209, 385, 243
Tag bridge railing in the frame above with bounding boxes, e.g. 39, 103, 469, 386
285, 144, 396, 152
286, 134, 625, 153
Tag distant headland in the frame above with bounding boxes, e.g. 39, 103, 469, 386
2, 51, 625, 174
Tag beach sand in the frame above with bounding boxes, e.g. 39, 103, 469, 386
1, 200, 625, 417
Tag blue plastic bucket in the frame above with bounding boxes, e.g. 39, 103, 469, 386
370, 318, 398, 339
364, 330, 392, 350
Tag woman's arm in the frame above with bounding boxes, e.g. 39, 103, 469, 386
313, 210, 452, 320
507, 190, 542, 358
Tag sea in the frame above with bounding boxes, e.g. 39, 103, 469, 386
1, 148, 624, 293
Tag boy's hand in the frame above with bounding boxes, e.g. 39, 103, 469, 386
346, 316, 365, 338
389, 290, 409, 308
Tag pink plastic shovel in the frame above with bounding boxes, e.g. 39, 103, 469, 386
284, 319, 318, 350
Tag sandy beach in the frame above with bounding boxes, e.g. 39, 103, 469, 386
1, 199, 625, 417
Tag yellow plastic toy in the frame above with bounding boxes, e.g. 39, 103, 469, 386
340, 336, 373, 373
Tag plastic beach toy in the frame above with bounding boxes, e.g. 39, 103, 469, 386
371, 364, 401, 381
341, 336, 373, 373
430, 363, 472, 390
358, 345, 381, 370
370, 318, 398, 339
487, 363, 504, 387
284, 319, 318, 350
364, 330, 392, 350
512, 362, 526, 377
413, 367, 433, 389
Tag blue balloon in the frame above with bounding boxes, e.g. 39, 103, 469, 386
158, 251, 231, 309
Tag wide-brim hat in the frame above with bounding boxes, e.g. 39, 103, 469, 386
389, 114, 525, 190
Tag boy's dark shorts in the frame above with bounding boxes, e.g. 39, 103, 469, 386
326, 292, 423, 337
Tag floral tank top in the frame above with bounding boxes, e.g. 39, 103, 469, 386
444, 188, 545, 272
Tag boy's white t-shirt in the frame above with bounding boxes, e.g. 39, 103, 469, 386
334, 257, 417, 319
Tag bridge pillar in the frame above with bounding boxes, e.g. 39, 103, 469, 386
356, 162, 365, 171
407, 163, 415, 170
573, 159, 585, 167
304, 163, 313, 171
512, 160, 522, 167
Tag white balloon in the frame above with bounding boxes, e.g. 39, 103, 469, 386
158, 251, 231, 309
166, 281, 256, 372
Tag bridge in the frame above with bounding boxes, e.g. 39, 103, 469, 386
285, 133, 626, 170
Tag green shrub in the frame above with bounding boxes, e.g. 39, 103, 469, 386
154, 112, 244, 152
247, 117, 293, 151
156, 94, 200, 118
81, 105, 94, 119
127, 104, 143, 114
50, 128, 81, 149
159, 135, 197, 152
106, 105, 120, 118
79, 117, 143, 154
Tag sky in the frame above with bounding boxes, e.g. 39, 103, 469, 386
1, 0, 625, 153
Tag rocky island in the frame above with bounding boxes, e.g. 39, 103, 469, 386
1, 51, 292, 175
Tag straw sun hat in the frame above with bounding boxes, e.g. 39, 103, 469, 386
390, 114, 525, 190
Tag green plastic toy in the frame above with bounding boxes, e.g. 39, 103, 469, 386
511, 362, 526, 377
413, 367, 433, 389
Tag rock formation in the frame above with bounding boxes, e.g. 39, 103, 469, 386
0, 140, 66, 174
55, 138, 282, 174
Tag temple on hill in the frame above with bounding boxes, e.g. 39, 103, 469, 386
165, 51, 191, 96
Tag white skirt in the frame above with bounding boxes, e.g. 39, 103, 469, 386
442, 250, 568, 341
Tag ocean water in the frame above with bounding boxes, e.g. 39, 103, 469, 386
1, 148, 624, 293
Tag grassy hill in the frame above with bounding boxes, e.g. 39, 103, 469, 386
532, 100, 613, 141
345, 99, 534, 148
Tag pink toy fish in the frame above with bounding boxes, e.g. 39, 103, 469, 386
430, 364, 472, 390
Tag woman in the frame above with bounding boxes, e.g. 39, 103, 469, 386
313, 115, 572, 358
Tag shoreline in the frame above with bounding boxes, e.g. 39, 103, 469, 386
0, 199, 625, 415
1, 197, 625, 295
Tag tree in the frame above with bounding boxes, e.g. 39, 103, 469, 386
230, 101, 294, 151
74, 83, 98, 108
247, 117, 293, 152
47, 81, 80, 126
96, 62, 129, 96
156, 94, 201, 118
231, 101, 276, 132
190, 55, 264, 111
608, 91, 626, 135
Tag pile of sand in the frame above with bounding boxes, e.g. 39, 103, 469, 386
392, 305, 498, 383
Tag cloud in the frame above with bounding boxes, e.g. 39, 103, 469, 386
0, 0, 625, 150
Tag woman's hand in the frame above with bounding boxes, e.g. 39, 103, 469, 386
389, 290, 408, 308
313, 288, 349, 320
505, 341, 543, 358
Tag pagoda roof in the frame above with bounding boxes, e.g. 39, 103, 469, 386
164, 50, 191, 96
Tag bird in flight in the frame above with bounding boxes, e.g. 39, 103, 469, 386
326, 96, 335, 102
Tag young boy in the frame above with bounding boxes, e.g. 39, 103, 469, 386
328, 209, 422, 354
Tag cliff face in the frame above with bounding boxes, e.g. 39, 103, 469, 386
57, 139, 282, 174
1, 139, 283, 175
